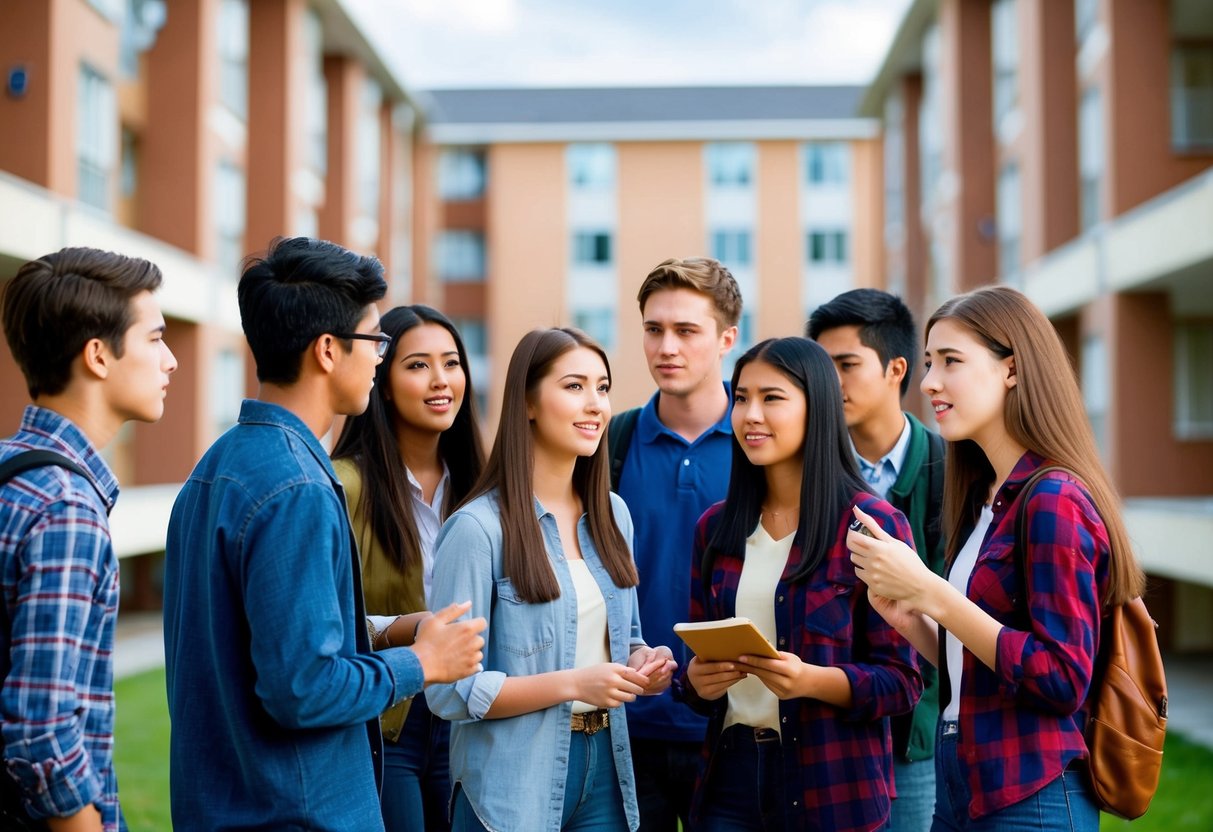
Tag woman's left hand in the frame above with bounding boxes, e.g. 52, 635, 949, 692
736, 652, 807, 700
627, 645, 677, 695
847, 506, 936, 608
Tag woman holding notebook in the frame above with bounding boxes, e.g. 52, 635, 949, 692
676, 336, 922, 832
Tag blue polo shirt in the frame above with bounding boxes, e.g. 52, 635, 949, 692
619, 386, 733, 742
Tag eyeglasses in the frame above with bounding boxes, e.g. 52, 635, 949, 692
334, 332, 393, 358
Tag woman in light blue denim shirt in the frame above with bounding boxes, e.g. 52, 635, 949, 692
429, 328, 676, 832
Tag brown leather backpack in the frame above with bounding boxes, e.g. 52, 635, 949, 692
1017, 466, 1167, 820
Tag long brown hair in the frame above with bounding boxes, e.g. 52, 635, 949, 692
471, 327, 637, 603
927, 286, 1144, 605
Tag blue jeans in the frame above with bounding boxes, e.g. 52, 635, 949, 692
931, 722, 1099, 832
631, 737, 701, 832
697, 725, 785, 832
452, 727, 627, 831
381, 692, 452, 832
891, 757, 937, 832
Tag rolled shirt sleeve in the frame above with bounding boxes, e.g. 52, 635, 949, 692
2, 500, 111, 819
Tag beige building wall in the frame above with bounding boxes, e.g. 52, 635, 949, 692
755, 142, 802, 340
614, 142, 707, 412
485, 143, 567, 423
850, 137, 885, 290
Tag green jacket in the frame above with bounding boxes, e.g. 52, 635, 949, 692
885, 412, 946, 762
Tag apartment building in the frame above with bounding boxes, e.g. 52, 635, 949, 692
861, 0, 1213, 650
0, 0, 420, 602
418, 86, 884, 417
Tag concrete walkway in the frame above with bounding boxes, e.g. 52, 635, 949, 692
114, 613, 1213, 750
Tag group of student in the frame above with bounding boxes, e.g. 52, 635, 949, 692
0, 236, 1142, 832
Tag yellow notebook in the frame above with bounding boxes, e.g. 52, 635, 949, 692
673, 617, 780, 662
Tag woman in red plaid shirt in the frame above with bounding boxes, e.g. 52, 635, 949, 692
848, 286, 1145, 831
677, 336, 922, 832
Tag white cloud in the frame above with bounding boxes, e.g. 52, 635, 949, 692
345, 0, 911, 89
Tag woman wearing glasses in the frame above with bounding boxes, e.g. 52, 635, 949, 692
331, 305, 486, 832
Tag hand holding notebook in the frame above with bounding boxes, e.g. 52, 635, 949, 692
673, 617, 781, 662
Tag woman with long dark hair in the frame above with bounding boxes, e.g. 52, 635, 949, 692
331, 304, 485, 832
427, 327, 675, 832
678, 337, 921, 832
848, 286, 1144, 831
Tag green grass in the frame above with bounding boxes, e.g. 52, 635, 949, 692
114, 667, 1213, 832
113, 669, 172, 832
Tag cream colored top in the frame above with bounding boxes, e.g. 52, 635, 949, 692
567, 559, 610, 714
724, 523, 792, 735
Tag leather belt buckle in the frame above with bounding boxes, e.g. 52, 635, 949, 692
570, 710, 610, 735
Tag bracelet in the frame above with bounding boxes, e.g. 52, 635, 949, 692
383, 614, 403, 649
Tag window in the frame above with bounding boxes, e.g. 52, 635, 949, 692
568, 143, 615, 189
88, 0, 123, 21
217, 0, 248, 120
77, 64, 116, 211
919, 25, 944, 208
711, 230, 752, 267
996, 163, 1022, 278
438, 149, 486, 200
214, 161, 246, 276
804, 142, 849, 186
1079, 88, 1104, 231
119, 0, 168, 78
211, 348, 245, 437
806, 229, 849, 265
358, 79, 381, 222
120, 129, 138, 199
991, 0, 1019, 128
1176, 322, 1213, 438
450, 317, 487, 356
1081, 335, 1109, 457
437, 231, 486, 282
572, 232, 612, 266
1172, 44, 1213, 151
303, 10, 326, 174
1075, 0, 1098, 45
573, 309, 616, 351
706, 143, 755, 187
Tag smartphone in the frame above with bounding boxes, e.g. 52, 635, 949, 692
848, 518, 875, 538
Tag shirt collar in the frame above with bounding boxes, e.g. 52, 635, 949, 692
853, 415, 912, 478
636, 382, 733, 445
20, 405, 120, 507
237, 399, 337, 479
405, 462, 450, 510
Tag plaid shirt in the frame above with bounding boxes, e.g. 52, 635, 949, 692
939, 451, 1109, 819
675, 493, 922, 832
1, 406, 123, 831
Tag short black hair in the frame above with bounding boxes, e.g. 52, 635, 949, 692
806, 288, 917, 397
238, 237, 387, 384
2, 247, 163, 398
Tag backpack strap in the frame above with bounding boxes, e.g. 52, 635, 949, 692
607, 407, 640, 491
0, 450, 91, 486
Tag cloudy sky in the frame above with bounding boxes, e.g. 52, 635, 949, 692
343, 0, 913, 90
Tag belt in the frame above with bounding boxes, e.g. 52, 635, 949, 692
570, 710, 610, 735
941, 720, 959, 737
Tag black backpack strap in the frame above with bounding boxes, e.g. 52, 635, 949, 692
607, 407, 640, 491
0, 450, 91, 486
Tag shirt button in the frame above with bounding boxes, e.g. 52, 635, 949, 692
683, 459, 690, 466
778, 637, 786, 646
777, 595, 784, 604
781, 716, 788, 724
792, 800, 799, 807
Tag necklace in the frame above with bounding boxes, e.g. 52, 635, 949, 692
761, 504, 799, 536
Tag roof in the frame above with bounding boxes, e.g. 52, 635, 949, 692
422, 86, 877, 144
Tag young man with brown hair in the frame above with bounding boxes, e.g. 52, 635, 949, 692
610, 257, 741, 831
1, 247, 178, 832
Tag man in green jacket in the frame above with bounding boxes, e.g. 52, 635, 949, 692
808, 289, 945, 831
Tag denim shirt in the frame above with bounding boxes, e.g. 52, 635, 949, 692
162, 400, 424, 831
428, 490, 645, 832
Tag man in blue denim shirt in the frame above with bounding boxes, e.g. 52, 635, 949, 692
163, 238, 485, 831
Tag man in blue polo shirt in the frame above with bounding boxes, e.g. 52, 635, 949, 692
610, 257, 742, 832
